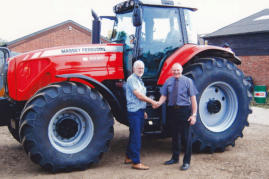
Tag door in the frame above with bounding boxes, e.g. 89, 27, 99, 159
138, 6, 184, 78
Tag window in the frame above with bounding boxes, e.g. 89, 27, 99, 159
139, 6, 183, 78
184, 9, 198, 44
111, 12, 136, 47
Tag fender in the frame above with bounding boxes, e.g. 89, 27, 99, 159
157, 44, 241, 85
56, 74, 124, 123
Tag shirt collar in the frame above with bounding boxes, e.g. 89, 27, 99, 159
133, 73, 142, 80
173, 75, 183, 80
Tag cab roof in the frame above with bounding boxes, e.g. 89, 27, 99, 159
114, 0, 197, 14
139, 0, 197, 11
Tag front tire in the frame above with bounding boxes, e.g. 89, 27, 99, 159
183, 57, 252, 152
19, 82, 114, 172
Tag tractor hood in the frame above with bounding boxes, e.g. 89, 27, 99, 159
13, 43, 123, 60
7, 43, 124, 101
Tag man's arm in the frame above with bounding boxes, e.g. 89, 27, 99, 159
188, 95, 197, 125
133, 90, 158, 106
152, 95, 167, 109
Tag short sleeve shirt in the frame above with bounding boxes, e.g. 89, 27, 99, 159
126, 73, 147, 112
160, 75, 198, 106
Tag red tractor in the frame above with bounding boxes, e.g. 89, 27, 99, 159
0, 0, 251, 172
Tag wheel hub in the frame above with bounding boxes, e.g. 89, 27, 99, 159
199, 81, 238, 132
207, 99, 221, 114
48, 107, 94, 154
56, 116, 79, 139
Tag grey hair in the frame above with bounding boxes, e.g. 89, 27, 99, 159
133, 60, 145, 69
172, 63, 183, 71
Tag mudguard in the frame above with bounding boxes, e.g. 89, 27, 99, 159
56, 74, 125, 124
157, 44, 241, 85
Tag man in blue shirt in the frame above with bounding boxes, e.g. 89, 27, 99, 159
125, 60, 158, 170
154, 63, 198, 171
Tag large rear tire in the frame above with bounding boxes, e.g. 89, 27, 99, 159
19, 82, 114, 172
183, 57, 252, 152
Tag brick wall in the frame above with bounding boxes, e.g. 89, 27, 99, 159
238, 55, 269, 87
9, 23, 92, 53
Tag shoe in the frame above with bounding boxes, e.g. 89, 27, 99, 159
180, 163, 190, 170
164, 158, 179, 165
132, 163, 149, 170
124, 157, 132, 164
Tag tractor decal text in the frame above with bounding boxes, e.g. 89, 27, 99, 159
41, 46, 122, 57
61, 47, 106, 54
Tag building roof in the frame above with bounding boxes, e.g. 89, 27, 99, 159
205, 9, 269, 38
7, 20, 92, 46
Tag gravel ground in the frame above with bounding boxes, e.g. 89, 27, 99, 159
0, 106, 268, 179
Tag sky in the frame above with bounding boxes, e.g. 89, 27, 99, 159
0, 0, 269, 42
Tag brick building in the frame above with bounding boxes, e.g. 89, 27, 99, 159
203, 9, 269, 87
7, 20, 107, 53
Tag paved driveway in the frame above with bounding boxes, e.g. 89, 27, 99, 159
249, 106, 269, 125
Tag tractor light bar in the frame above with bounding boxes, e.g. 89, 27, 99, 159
114, 0, 135, 13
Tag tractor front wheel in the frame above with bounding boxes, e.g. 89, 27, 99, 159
19, 82, 114, 172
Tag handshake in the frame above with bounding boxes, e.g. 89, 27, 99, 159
151, 100, 161, 109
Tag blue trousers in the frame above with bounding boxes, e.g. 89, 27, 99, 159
126, 109, 145, 164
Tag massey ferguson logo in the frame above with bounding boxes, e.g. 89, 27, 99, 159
41, 46, 123, 57
254, 92, 266, 98
61, 47, 106, 54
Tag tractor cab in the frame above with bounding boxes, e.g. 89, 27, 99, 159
110, 0, 197, 79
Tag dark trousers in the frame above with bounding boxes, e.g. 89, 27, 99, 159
168, 106, 192, 164
126, 109, 145, 164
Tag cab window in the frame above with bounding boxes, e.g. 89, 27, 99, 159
139, 6, 183, 78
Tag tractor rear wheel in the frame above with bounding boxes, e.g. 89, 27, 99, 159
183, 57, 252, 152
19, 82, 114, 172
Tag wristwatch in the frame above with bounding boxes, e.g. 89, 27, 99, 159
192, 113, 197, 117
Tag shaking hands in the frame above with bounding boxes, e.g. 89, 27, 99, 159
151, 101, 161, 109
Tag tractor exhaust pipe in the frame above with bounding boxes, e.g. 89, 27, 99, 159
91, 10, 101, 44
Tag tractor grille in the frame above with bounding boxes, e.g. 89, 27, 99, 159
144, 85, 163, 134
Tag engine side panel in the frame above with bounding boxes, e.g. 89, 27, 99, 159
8, 44, 124, 101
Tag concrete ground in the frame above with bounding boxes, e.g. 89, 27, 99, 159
248, 106, 269, 125
0, 106, 268, 178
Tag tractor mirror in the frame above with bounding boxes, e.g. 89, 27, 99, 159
132, 4, 142, 27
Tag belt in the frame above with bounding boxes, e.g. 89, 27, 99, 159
169, 105, 190, 109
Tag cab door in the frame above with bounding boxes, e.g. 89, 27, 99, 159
138, 6, 184, 79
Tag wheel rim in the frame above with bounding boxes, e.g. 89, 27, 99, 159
199, 81, 238, 132
48, 107, 94, 154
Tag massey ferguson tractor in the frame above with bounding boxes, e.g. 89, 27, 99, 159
0, 0, 252, 172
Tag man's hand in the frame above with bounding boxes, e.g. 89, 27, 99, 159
152, 95, 166, 109
144, 112, 148, 119
152, 101, 160, 109
188, 115, 196, 126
